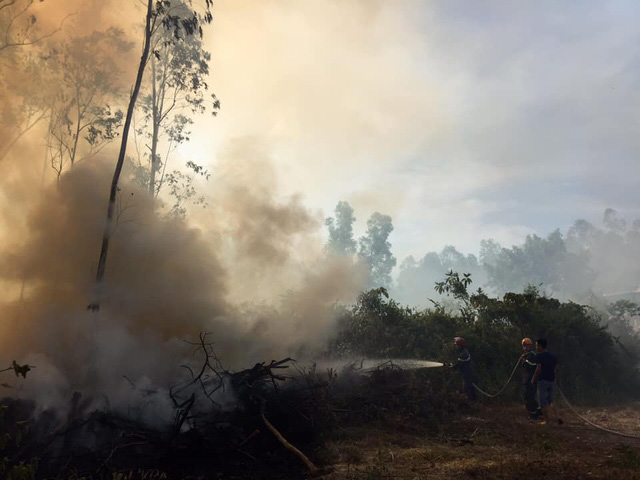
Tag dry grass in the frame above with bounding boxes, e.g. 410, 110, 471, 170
320, 402, 640, 479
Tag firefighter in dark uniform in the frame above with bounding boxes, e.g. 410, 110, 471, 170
452, 337, 477, 401
520, 337, 542, 419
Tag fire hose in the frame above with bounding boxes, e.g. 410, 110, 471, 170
556, 388, 640, 439
469, 356, 640, 439
472, 357, 522, 398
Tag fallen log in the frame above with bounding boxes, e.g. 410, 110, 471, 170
261, 410, 318, 475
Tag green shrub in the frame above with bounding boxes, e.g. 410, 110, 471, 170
328, 276, 640, 404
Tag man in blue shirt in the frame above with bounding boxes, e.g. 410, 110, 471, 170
531, 338, 563, 425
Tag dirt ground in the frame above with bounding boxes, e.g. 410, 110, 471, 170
319, 400, 640, 480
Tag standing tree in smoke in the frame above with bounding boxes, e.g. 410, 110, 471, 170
88, 0, 214, 311
603, 208, 627, 234
137, 2, 219, 204
566, 209, 640, 295
45, 29, 131, 179
481, 230, 594, 297
0, 0, 70, 163
0, 0, 70, 53
358, 212, 396, 288
395, 246, 485, 306
325, 200, 357, 256
0, 51, 53, 163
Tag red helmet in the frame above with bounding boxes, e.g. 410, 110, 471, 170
453, 337, 467, 347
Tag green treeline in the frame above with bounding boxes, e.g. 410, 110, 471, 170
326, 201, 640, 306
327, 275, 640, 404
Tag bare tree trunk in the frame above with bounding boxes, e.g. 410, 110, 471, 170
148, 55, 159, 196
69, 88, 83, 167
88, 0, 154, 312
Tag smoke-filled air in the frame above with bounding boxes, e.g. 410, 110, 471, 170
1, 1, 640, 479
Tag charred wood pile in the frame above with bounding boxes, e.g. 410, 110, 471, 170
1, 337, 466, 479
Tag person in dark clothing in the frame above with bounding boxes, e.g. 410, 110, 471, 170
451, 337, 477, 401
531, 338, 563, 425
520, 337, 542, 419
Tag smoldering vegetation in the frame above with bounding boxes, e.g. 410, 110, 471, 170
0, 0, 365, 400
0, 153, 370, 477
0, 4, 368, 476
0, 158, 366, 411
1, 0, 640, 478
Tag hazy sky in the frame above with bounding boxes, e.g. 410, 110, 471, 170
181, 0, 640, 261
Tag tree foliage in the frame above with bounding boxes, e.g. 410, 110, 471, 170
0, 49, 52, 162
395, 246, 486, 307
45, 28, 132, 177
0, 0, 70, 163
329, 273, 640, 403
163, 160, 209, 218
566, 209, 640, 295
325, 201, 357, 256
90, 0, 216, 310
603, 300, 640, 359
0, 0, 69, 54
481, 230, 594, 297
358, 212, 396, 289
476, 209, 640, 300
136, 0, 219, 205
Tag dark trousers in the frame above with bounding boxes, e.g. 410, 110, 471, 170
522, 382, 539, 414
463, 376, 477, 401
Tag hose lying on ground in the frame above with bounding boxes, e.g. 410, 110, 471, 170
556, 387, 640, 440
471, 355, 640, 439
